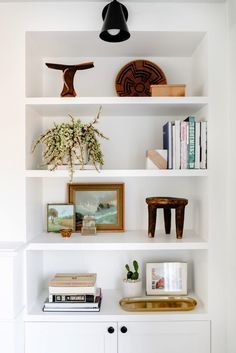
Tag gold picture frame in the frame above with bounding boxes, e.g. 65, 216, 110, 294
68, 183, 125, 232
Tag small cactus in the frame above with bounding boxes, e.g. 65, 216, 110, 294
125, 264, 130, 272
125, 264, 133, 279
133, 260, 139, 272
125, 260, 139, 281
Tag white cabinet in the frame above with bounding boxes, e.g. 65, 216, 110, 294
118, 321, 210, 353
25, 322, 117, 353
25, 321, 210, 353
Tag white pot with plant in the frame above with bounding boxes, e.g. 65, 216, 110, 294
123, 260, 142, 297
32, 106, 108, 181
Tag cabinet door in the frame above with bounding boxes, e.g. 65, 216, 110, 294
118, 321, 210, 353
25, 322, 117, 353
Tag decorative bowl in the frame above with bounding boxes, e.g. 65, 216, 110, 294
60, 229, 73, 238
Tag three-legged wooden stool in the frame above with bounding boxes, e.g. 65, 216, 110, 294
145, 197, 188, 239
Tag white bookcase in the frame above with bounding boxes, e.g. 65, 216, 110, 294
0, 0, 229, 351
23, 29, 212, 353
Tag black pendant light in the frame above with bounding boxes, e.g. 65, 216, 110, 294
99, 0, 130, 43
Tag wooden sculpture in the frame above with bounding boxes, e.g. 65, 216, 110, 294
46, 62, 94, 97
145, 197, 188, 239
116, 60, 167, 97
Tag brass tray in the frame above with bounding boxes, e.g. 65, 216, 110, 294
119, 296, 197, 312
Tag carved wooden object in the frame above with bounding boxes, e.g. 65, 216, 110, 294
145, 197, 188, 239
116, 60, 167, 97
46, 62, 94, 97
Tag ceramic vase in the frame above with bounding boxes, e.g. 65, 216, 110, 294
122, 279, 142, 297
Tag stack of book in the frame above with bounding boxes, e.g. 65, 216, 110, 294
163, 116, 207, 170
43, 273, 102, 312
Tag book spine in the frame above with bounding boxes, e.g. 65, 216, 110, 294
49, 294, 95, 303
172, 124, 176, 169
49, 280, 95, 286
180, 121, 188, 169
200, 121, 207, 169
48, 286, 96, 294
175, 120, 181, 169
187, 116, 195, 169
43, 306, 100, 312
195, 122, 200, 169
163, 122, 172, 169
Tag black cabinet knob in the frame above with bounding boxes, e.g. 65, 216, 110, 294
107, 326, 115, 334
120, 326, 128, 333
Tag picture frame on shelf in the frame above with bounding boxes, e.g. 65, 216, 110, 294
68, 183, 124, 232
47, 204, 75, 233
146, 262, 187, 295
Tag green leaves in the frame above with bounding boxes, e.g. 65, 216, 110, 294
32, 107, 108, 181
125, 260, 139, 281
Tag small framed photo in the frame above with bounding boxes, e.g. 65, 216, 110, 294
68, 183, 124, 232
146, 262, 187, 295
47, 204, 75, 233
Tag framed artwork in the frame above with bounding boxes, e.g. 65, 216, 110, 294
68, 183, 124, 232
47, 204, 75, 233
146, 262, 187, 295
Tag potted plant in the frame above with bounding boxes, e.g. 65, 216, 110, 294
32, 106, 108, 181
122, 260, 142, 297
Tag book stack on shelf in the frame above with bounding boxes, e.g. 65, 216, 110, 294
43, 273, 102, 312
163, 116, 207, 170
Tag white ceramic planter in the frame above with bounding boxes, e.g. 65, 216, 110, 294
122, 279, 142, 298
47, 146, 98, 170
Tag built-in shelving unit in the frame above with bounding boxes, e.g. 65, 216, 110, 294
24, 28, 209, 327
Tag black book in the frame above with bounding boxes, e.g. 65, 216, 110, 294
49, 288, 101, 303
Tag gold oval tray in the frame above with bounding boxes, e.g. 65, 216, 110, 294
119, 296, 197, 312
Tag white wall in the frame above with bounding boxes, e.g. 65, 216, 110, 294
227, 0, 236, 352
0, 2, 228, 353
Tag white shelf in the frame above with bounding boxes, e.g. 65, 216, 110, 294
26, 231, 208, 251
25, 169, 208, 178
25, 97, 208, 105
25, 97, 208, 116
25, 289, 209, 322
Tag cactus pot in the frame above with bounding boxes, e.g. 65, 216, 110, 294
122, 279, 142, 298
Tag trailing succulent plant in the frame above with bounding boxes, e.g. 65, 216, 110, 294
125, 260, 139, 281
32, 106, 108, 181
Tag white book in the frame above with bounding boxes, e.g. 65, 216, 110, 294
180, 121, 188, 169
175, 120, 181, 169
43, 306, 101, 312
49, 286, 97, 295
172, 124, 176, 169
195, 122, 200, 169
200, 121, 207, 169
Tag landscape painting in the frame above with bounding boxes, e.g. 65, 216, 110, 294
47, 204, 75, 232
68, 183, 124, 232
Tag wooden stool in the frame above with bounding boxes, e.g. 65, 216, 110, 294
145, 197, 188, 239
